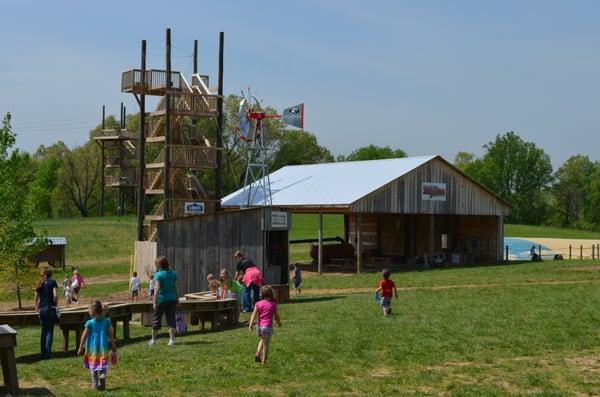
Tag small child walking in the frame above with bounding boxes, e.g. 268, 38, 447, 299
147, 274, 155, 300
64, 279, 74, 305
291, 264, 302, 294
78, 301, 117, 391
249, 285, 282, 365
375, 269, 398, 317
130, 271, 140, 302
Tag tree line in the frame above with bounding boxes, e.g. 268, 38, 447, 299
1, 98, 597, 232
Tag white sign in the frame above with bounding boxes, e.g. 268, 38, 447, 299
270, 211, 288, 228
184, 202, 205, 214
421, 183, 447, 201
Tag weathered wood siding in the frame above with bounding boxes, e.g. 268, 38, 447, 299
134, 241, 157, 282
350, 157, 510, 216
156, 208, 289, 295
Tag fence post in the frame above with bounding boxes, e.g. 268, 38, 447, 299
538, 244, 542, 260
569, 244, 572, 260
505, 245, 509, 262
580, 245, 583, 260
593, 245, 596, 260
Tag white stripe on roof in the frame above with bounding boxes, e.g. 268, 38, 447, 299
221, 155, 437, 207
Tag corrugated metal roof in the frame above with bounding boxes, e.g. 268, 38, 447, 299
47, 237, 67, 245
221, 155, 437, 207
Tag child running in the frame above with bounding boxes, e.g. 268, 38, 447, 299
375, 269, 398, 317
78, 301, 117, 391
130, 271, 140, 302
291, 264, 302, 294
249, 285, 282, 365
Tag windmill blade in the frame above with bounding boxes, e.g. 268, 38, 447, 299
282, 103, 304, 129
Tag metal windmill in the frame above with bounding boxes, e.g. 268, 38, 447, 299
236, 89, 304, 207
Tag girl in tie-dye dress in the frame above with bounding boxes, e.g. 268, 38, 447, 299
78, 301, 117, 390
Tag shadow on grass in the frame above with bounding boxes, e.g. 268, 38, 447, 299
0, 386, 56, 396
289, 296, 344, 304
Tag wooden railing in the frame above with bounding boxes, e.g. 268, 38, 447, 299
105, 174, 136, 186
95, 129, 138, 140
121, 69, 183, 94
151, 145, 217, 169
167, 92, 219, 116
192, 74, 210, 91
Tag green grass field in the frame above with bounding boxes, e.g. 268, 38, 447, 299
0, 216, 598, 395
6, 259, 600, 396
505, 224, 600, 239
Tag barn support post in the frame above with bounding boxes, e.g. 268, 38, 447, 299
215, 32, 224, 209
100, 106, 105, 217
428, 214, 435, 256
497, 215, 504, 262
164, 28, 172, 219
356, 213, 362, 274
136, 40, 146, 241
317, 211, 323, 275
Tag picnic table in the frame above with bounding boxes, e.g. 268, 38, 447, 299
0, 324, 18, 394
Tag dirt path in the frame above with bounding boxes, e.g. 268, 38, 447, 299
301, 279, 600, 296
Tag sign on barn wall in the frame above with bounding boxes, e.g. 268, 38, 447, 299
270, 211, 289, 228
421, 182, 447, 201
184, 202, 205, 214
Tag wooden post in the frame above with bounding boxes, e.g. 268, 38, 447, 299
118, 103, 125, 217
428, 214, 435, 256
538, 244, 542, 260
193, 39, 198, 74
569, 245, 572, 260
136, 40, 146, 241
164, 28, 172, 219
357, 213, 362, 274
100, 106, 105, 217
215, 32, 224, 209
505, 245, 509, 262
317, 211, 323, 275
580, 245, 583, 260
593, 245, 596, 260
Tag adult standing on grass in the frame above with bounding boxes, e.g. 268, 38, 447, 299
34, 268, 58, 359
149, 256, 178, 347
234, 251, 261, 312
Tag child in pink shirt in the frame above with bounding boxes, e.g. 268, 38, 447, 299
249, 285, 282, 365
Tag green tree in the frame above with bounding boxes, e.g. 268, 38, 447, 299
270, 131, 334, 171
464, 132, 553, 224
454, 151, 476, 171
0, 113, 48, 308
338, 144, 407, 162
56, 142, 101, 217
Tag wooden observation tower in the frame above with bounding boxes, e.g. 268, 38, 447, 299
93, 104, 138, 217
122, 29, 224, 241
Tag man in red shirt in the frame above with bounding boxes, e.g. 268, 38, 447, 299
375, 269, 398, 317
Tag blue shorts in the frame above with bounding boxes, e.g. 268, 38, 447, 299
381, 296, 392, 308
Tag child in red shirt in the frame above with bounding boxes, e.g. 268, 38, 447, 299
375, 269, 398, 317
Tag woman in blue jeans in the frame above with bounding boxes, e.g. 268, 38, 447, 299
34, 269, 58, 359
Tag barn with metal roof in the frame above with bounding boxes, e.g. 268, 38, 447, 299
222, 155, 511, 272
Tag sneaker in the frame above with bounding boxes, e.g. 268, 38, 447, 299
168, 339, 175, 347
255, 355, 261, 362
148, 339, 155, 346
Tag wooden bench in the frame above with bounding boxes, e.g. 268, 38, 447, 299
0, 325, 18, 394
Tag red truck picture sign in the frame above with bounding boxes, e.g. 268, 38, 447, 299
421, 183, 447, 201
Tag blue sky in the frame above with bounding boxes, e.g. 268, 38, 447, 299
1, 0, 599, 166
